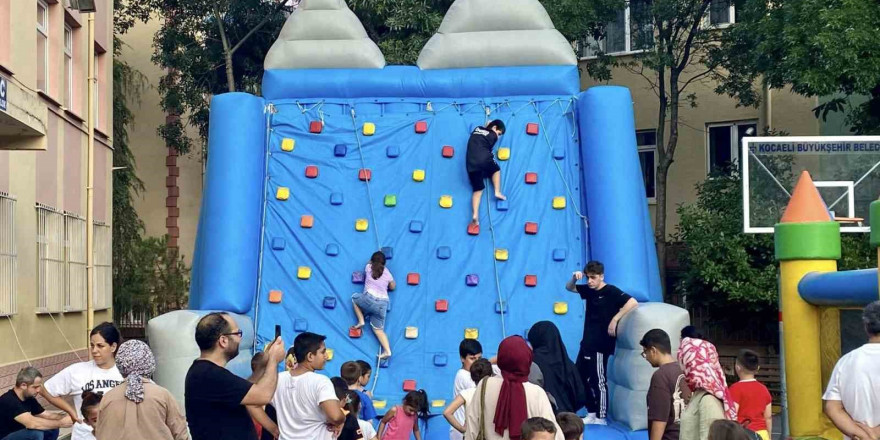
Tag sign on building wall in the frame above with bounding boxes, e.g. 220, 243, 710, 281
0, 77, 7, 112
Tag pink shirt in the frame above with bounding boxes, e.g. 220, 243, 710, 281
364, 264, 394, 299
382, 406, 416, 440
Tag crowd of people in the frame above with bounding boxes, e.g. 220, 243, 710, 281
0, 260, 878, 440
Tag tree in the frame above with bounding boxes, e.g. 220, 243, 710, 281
709, 0, 880, 134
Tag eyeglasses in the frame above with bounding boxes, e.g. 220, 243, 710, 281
640, 350, 648, 358
222, 330, 243, 338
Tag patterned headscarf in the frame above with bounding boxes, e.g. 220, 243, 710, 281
115, 340, 156, 403
678, 337, 737, 421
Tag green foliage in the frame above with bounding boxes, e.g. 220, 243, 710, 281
709, 0, 880, 134
114, 236, 190, 319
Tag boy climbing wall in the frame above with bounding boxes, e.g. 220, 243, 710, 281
466, 120, 506, 225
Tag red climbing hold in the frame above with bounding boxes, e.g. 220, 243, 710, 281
525, 172, 538, 184
407, 273, 420, 285
403, 380, 417, 391
359, 169, 372, 181
435, 299, 449, 312
305, 165, 319, 178
526, 123, 539, 135
442, 146, 454, 158
310, 121, 323, 133
525, 222, 538, 235
525, 275, 538, 287
349, 327, 363, 338
467, 223, 480, 235
415, 121, 428, 133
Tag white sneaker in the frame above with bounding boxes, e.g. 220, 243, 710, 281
582, 414, 607, 425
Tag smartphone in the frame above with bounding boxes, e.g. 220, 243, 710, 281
275, 325, 281, 341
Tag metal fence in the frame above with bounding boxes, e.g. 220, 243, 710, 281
0, 194, 16, 316
37, 205, 65, 313
93, 222, 111, 310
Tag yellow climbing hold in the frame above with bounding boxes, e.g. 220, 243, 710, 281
405, 327, 419, 339
495, 248, 509, 261
355, 219, 369, 231
326, 348, 334, 360
432, 400, 446, 408
413, 169, 425, 182
373, 400, 387, 409
497, 147, 510, 161
281, 138, 295, 152
553, 196, 566, 209
363, 123, 376, 136
297, 266, 311, 279
276, 187, 290, 201
554, 302, 569, 315
464, 328, 479, 340
439, 195, 453, 208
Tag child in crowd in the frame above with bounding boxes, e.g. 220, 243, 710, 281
336, 388, 365, 440
708, 420, 752, 440
355, 360, 375, 398
285, 346, 297, 371
342, 361, 378, 425
443, 358, 494, 434
249, 352, 280, 440
521, 417, 558, 440
378, 390, 429, 440
451, 339, 487, 440
729, 350, 772, 440
556, 413, 584, 440
71, 391, 102, 440
351, 251, 396, 360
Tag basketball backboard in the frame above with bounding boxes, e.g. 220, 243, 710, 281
743, 136, 880, 233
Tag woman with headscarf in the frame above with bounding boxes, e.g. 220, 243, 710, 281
465, 336, 563, 440
95, 340, 189, 440
528, 321, 586, 414
678, 337, 737, 440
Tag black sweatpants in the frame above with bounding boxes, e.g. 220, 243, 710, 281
576, 348, 610, 418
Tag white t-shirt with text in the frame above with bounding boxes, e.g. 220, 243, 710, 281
823, 343, 880, 440
272, 371, 339, 440
358, 419, 377, 440
44, 360, 123, 440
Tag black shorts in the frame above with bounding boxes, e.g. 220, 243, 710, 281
467, 161, 501, 191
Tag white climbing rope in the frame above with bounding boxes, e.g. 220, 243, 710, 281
350, 108, 382, 250
483, 188, 508, 339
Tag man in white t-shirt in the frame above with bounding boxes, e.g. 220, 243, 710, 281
273, 332, 345, 440
823, 301, 880, 440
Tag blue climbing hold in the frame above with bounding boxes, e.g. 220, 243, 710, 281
495, 301, 507, 314
323, 297, 337, 309
433, 354, 448, 366
381, 246, 393, 259
334, 144, 347, 157
387, 146, 400, 158
294, 318, 308, 332
352, 271, 365, 284
330, 193, 344, 205
326, 244, 340, 256
437, 246, 451, 260
409, 221, 423, 233
497, 200, 509, 211
271, 238, 286, 250
553, 147, 565, 160
552, 249, 567, 261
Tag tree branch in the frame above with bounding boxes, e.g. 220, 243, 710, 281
679, 67, 714, 93
676, 0, 712, 73
229, 0, 289, 55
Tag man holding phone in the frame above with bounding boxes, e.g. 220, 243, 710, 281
185, 312, 286, 440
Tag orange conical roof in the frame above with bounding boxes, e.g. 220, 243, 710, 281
780, 171, 832, 223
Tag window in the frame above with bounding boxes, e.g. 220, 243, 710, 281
0, 194, 16, 316
64, 213, 86, 312
708, 0, 735, 26
64, 25, 73, 108
637, 130, 657, 200
93, 222, 111, 310
578, 0, 654, 58
36, 0, 49, 91
707, 121, 757, 173
37, 205, 65, 313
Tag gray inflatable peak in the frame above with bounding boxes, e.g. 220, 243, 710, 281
417, 0, 577, 69
264, 0, 385, 69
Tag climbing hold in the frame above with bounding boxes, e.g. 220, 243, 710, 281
326, 348, 334, 361
268, 290, 283, 304
466, 274, 479, 286
297, 266, 312, 279
553, 148, 565, 160
403, 380, 417, 392
381, 246, 393, 260
526, 123, 539, 135
349, 327, 362, 338
467, 223, 480, 235
525, 222, 538, 235
325, 244, 339, 256
309, 121, 323, 133
432, 400, 446, 408
407, 273, 420, 285
554, 302, 569, 315
387, 146, 400, 158
352, 271, 366, 284
362, 122, 376, 136
435, 299, 449, 312
413, 169, 425, 182
552, 249, 567, 261
271, 238, 286, 250
433, 354, 448, 366
495, 248, 509, 261
334, 144, 347, 157
442, 146, 454, 158
300, 215, 314, 228
384, 194, 397, 207
330, 193, 343, 205
355, 219, 369, 231
415, 121, 428, 133
305, 165, 319, 178
497, 148, 510, 161
373, 400, 387, 409
465, 328, 479, 340
495, 301, 507, 314
439, 195, 453, 208
525, 172, 538, 184
281, 138, 295, 152
553, 197, 566, 209
323, 297, 337, 309
405, 327, 419, 339
294, 318, 308, 332
276, 187, 290, 201
358, 169, 372, 181
497, 200, 509, 211
436, 246, 451, 260
409, 221, 424, 233
524, 275, 538, 287
380, 358, 390, 368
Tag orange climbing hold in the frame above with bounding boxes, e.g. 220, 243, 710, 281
435, 299, 448, 312
524, 275, 538, 287
309, 121, 323, 133
268, 290, 283, 303
467, 223, 480, 235
403, 380, 417, 391
525, 222, 538, 235
415, 121, 428, 133
526, 123, 539, 135
300, 215, 314, 228
359, 169, 372, 181
349, 327, 363, 338
442, 146, 454, 158
525, 172, 538, 184
305, 165, 319, 178
407, 273, 420, 285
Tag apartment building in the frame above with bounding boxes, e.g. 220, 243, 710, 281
0, 0, 114, 380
